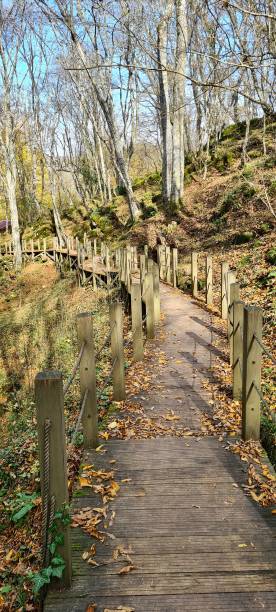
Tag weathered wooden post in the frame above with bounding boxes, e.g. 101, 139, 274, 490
43, 238, 47, 255
206, 255, 213, 306
144, 244, 149, 269
76, 313, 98, 448
139, 254, 145, 299
229, 281, 240, 364
145, 266, 155, 339
35, 371, 72, 587
191, 252, 198, 298
126, 247, 132, 293
227, 270, 236, 338
110, 302, 126, 401
242, 306, 262, 441
233, 300, 244, 400
93, 238, 97, 256
172, 248, 178, 288
221, 261, 229, 319
131, 281, 143, 362
157, 245, 162, 278
31, 239, 34, 261
91, 254, 97, 290
133, 246, 138, 271
153, 261, 161, 322
105, 245, 110, 288
165, 246, 171, 284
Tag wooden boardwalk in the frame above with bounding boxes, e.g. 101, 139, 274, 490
46, 284, 276, 611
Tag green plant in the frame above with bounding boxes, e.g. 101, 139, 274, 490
238, 255, 251, 267
266, 248, 276, 265
29, 505, 70, 595
11, 492, 38, 523
256, 268, 276, 287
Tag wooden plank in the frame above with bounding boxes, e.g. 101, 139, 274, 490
45, 592, 276, 612
72, 551, 276, 575
45, 571, 276, 596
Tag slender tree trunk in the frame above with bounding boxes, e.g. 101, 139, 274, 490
95, 88, 140, 221
49, 170, 65, 246
171, 0, 187, 208
157, 2, 173, 206
5, 135, 22, 270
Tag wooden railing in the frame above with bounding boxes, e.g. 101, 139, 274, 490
33, 246, 160, 587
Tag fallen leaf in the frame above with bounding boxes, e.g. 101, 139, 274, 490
82, 551, 90, 560
108, 421, 118, 430
79, 477, 93, 488
119, 564, 136, 575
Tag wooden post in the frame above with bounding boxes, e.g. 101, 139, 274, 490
106, 245, 110, 287
172, 248, 178, 288
233, 300, 244, 400
242, 306, 262, 441
110, 302, 126, 401
165, 246, 171, 284
229, 281, 240, 364
91, 254, 97, 290
144, 244, 148, 266
37, 239, 41, 252
227, 271, 236, 338
145, 267, 155, 339
31, 239, 34, 261
221, 261, 229, 319
191, 252, 198, 298
206, 255, 213, 306
133, 246, 138, 271
126, 247, 132, 293
76, 313, 98, 448
93, 238, 97, 256
35, 371, 71, 587
131, 281, 143, 362
153, 261, 161, 322
43, 238, 46, 255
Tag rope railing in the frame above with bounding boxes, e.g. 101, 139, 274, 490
70, 388, 89, 445
253, 334, 276, 365
63, 342, 85, 395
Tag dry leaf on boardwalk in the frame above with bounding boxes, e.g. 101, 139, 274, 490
119, 564, 137, 575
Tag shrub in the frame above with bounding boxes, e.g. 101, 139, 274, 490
141, 203, 158, 219
234, 231, 254, 244
213, 150, 234, 172
266, 248, 276, 265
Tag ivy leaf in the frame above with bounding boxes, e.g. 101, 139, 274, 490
51, 565, 65, 579
31, 568, 52, 594
0, 586, 12, 594
51, 554, 65, 566
49, 541, 57, 555
12, 503, 33, 523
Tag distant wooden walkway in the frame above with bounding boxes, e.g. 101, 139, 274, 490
45, 284, 276, 611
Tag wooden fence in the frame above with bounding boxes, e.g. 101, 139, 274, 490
33, 248, 160, 586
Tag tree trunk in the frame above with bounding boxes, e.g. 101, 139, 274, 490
95, 88, 140, 221
171, 0, 187, 209
49, 170, 65, 246
157, 2, 173, 206
6, 137, 22, 270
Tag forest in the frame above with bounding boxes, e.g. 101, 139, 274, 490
0, 1, 275, 611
